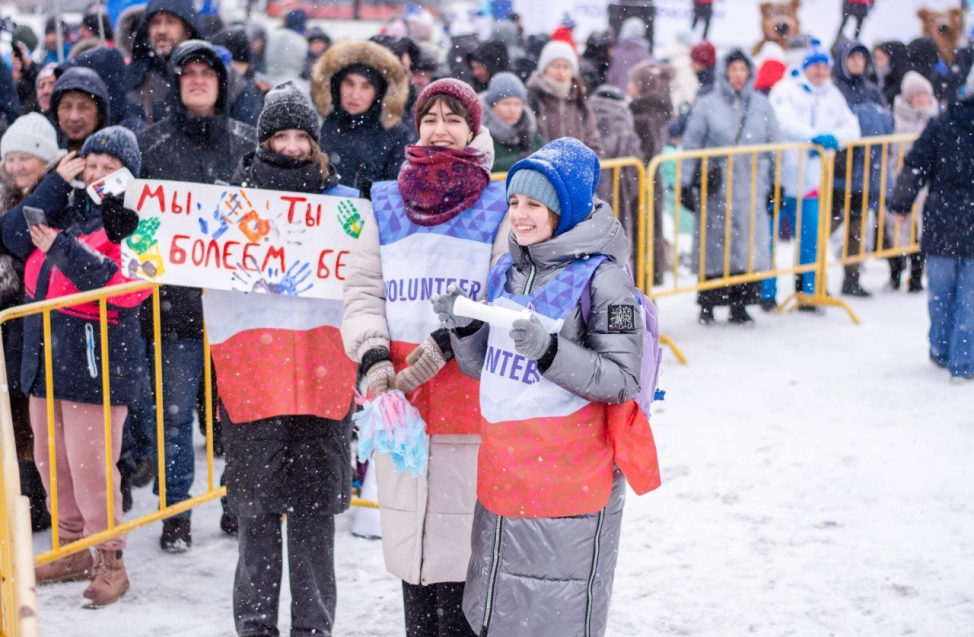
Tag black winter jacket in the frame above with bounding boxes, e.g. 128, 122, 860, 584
137, 110, 256, 340
126, 0, 204, 124
318, 104, 411, 192
889, 99, 974, 259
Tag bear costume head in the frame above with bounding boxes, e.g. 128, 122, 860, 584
752, 0, 803, 57
917, 7, 964, 65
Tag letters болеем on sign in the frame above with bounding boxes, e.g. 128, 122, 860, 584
121, 179, 368, 300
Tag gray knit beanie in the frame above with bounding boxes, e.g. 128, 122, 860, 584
258, 81, 320, 142
80, 126, 141, 176
484, 72, 527, 107
507, 169, 561, 214
1, 113, 60, 163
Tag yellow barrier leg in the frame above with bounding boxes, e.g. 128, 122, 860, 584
659, 334, 688, 365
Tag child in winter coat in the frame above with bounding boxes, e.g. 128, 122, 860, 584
887, 71, 939, 292
208, 81, 359, 637
2, 126, 150, 608
440, 138, 656, 637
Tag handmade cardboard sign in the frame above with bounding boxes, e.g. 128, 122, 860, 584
121, 179, 367, 300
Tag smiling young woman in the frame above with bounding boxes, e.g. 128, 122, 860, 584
341, 78, 509, 637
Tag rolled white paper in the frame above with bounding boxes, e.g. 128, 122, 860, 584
454, 295, 532, 330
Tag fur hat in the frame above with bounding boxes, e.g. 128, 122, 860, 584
311, 40, 409, 130
1, 113, 60, 163
415, 78, 483, 135
536, 41, 578, 77
80, 126, 141, 176
258, 81, 319, 142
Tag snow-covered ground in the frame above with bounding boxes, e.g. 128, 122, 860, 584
32, 260, 974, 636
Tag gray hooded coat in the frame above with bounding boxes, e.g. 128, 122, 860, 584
681, 50, 780, 278
453, 201, 640, 637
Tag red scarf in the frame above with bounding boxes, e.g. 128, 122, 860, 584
397, 145, 490, 226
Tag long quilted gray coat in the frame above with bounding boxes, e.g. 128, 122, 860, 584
681, 54, 780, 278
452, 201, 641, 637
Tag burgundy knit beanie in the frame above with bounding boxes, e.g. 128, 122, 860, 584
690, 41, 717, 68
415, 78, 483, 136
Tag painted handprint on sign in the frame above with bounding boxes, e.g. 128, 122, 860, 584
338, 199, 363, 238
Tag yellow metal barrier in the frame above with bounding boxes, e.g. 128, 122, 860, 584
493, 157, 686, 364
828, 133, 921, 266
644, 141, 827, 298
0, 282, 377, 634
644, 134, 923, 330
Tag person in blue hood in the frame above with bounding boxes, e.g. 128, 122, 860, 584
60, 47, 148, 137
831, 39, 893, 298
127, 0, 204, 125
49, 67, 111, 152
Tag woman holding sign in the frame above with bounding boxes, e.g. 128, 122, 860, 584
2, 126, 150, 608
341, 79, 508, 637
440, 138, 660, 637
206, 81, 360, 637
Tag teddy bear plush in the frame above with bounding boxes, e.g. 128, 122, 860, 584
751, 0, 803, 57
917, 7, 965, 65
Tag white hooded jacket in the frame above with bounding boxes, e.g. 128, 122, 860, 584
769, 67, 860, 198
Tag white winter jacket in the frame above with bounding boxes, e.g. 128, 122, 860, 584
769, 68, 860, 198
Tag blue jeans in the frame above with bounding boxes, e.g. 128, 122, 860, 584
133, 338, 204, 519
762, 197, 819, 300
926, 256, 974, 378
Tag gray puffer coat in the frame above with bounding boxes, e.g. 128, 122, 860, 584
452, 200, 640, 637
681, 53, 780, 278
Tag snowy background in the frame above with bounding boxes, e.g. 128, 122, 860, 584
32, 262, 974, 636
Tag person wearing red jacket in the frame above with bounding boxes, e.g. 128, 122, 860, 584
2, 126, 149, 608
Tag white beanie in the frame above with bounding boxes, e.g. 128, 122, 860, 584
1, 113, 60, 164
537, 41, 579, 78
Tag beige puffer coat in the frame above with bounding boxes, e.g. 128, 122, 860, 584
341, 128, 509, 585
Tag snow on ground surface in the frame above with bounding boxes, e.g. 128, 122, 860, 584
32, 261, 974, 636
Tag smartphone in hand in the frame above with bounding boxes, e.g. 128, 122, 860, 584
23, 206, 46, 228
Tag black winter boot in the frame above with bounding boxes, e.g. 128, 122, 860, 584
841, 272, 872, 297
160, 518, 192, 553
728, 304, 755, 325
19, 460, 51, 532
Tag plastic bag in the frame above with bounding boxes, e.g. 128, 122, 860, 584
353, 390, 428, 477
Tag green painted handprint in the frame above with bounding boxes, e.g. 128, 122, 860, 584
126, 217, 161, 255
337, 200, 363, 239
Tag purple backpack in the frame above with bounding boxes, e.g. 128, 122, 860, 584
580, 262, 664, 415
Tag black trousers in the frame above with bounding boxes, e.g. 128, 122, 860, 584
402, 581, 477, 637
234, 512, 336, 637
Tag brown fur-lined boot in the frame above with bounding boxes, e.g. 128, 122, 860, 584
82, 549, 129, 608
35, 542, 92, 585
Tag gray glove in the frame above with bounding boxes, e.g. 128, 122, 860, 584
394, 336, 447, 393
510, 314, 552, 360
431, 284, 473, 330
365, 360, 396, 398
